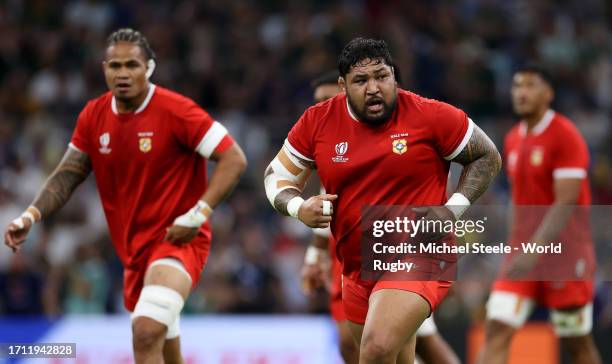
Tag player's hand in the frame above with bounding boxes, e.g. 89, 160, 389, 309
412, 205, 456, 243
164, 225, 199, 245
506, 252, 539, 279
301, 249, 331, 296
4, 217, 33, 253
298, 194, 338, 228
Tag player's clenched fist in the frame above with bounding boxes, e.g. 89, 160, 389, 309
301, 247, 331, 296
4, 207, 40, 253
297, 194, 337, 228
165, 200, 211, 245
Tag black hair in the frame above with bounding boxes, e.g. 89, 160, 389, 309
514, 63, 554, 88
391, 62, 402, 85
311, 70, 339, 89
107, 28, 156, 60
338, 38, 393, 77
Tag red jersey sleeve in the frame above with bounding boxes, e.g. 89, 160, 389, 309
175, 99, 233, 157
551, 122, 589, 179
431, 101, 471, 160
286, 107, 316, 161
70, 101, 94, 155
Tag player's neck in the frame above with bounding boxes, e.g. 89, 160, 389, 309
524, 107, 549, 131
115, 84, 150, 114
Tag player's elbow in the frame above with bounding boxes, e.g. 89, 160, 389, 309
224, 144, 248, 175
491, 149, 502, 176
234, 149, 248, 175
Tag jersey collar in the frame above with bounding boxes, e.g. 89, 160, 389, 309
519, 109, 554, 136
111, 84, 157, 115
345, 97, 359, 122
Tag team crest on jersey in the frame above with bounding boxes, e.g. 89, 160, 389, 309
530, 147, 544, 166
99, 132, 111, 154
332, 142, 349, 163
392, 139, 407, 155
139, 137, 152, 153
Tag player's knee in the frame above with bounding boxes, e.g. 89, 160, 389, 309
485, 291, 533, 334
550, 303, 592, 338
484, 319, 516, 346
131, 285, 185, 340
360, 333, 396, 363
132, 317, 167, 350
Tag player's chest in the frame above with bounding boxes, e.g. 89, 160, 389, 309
89, 117, 176, 166
315, 125, 439, 185
507, 137, 554, 180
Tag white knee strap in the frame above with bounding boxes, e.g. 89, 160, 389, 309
131, 285, 184, 339
416, 315, 438, 337
486, 291, 535, 328
550, 303, 593, 337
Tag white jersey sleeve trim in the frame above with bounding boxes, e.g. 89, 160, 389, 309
284, 139, 314, 162
553, 168, 587, 179
68, 142, 86, 154
444, 117, 475, 161
196, 121, 228, 158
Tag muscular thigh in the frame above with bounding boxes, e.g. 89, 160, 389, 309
144, 261, 192, 299
363, 289, 430, 349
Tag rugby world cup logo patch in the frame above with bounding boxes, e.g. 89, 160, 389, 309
99, 132, 111, 154
332, 142, 349, 163
392, 139, 407, 155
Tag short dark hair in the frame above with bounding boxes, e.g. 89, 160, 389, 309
107, 28, 156, 60
338, 38, 393, 77
311, 70, 339, 89
514, 63, 554, 88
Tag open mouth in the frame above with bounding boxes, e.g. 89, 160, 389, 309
115, 82, 131, 92
366, 99, 384, 113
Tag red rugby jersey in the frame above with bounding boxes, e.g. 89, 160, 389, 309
503, 110, 594, 279
504, 109, 590, 205
287, 89, 472, 279
70, 85, 232, 269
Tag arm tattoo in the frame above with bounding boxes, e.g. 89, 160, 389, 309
264, 151, 314, 216
451, 125, 501, 203
32, 148, 92, 219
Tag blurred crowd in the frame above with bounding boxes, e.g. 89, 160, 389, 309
0, 0, 611, 340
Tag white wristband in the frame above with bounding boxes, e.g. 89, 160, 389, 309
445, 193, 470, 219
173, 200, 212, 228
304, 246, 326, 265
287, 196, 304, 218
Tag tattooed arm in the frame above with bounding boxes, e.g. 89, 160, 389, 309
451, 124, 502, 203
4, 147, 91, 252
33, 147, 92, 217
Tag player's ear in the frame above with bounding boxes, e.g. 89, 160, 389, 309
145, 59, 156, 80
338, 76, 346, 91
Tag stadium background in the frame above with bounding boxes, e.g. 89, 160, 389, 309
0, 0, 610, 362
